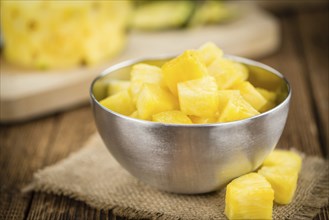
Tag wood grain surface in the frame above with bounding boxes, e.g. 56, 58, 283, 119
0, 6, 328, 220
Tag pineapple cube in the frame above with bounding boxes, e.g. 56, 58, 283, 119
162, 50, 208, 95
130, 63, 164, 102
225, 173, 274, 220
107, 79, 131, 96
258, 166, 298, 204
130, 111, 139, 119
137, 84, 178, 120
234, 81, 267, 111
208, 58, 246, 89
152, 110, 192, 124
256, 87, 277, 113
100, 90, 135, 116
178, 76, 219, 118
197, 42, 223, 66
262, 150, 302, 173
218, 94, 259, 123
189, 115, 217, 124
218, 90, 241, 114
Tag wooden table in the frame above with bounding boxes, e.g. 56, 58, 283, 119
1, 6, 328, 220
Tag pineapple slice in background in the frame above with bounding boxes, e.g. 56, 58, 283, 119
197, 42, 223, 67
178, 76, 219, 118
107, 80, 131, 96
0, 1, 132, 69
225, 173, 274, 220
258, 166, 298, 204
152, 111, 192, 124
218, 93, 259, 123
162, 50, 208, 96
234, 81, 267, 111
208, 58, 247, 90
130, 63, 164, 102
137, 84, 178, 120
262, 150, 302, 173
100, 90, 135, 116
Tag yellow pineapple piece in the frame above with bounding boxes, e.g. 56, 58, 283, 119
152, 110, 192, 124
218, 94, 259, 123
100, 90, 135, 116
256, 87, 277, 113
225, 173, 274, 220
137, 84, 178, 120
162, 50, 208, 95
262, 150, 302, 173
258, 166, 298, 204
107, 79, 131, 96
197, 42, 223, 66
208, 58, 246, 89
217, 90, 241, 114
178, 76, 219, 118
234, 81, 267, 111
189, 115, 217, 124
130, 63, 164, 102
130, 111, 139, 119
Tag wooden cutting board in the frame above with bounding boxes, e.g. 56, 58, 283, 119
0, 5, 280, 122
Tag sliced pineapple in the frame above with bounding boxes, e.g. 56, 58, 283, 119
152, 110, 192, 124
178, 76, 219, 118
234, 81, 267, 111
258, 166, 298, 205
189, 115, 217, 124
197, 42, 223, 66
137, 84, 178, 120
208, 58, 246, 89
262, 150, 302, 173
217, 90, 241, 114
100, 90, 135, 116
130, 111, 139, 119
130, 63, 164, 102
256, 87, 278, 113
107, 79, 131, 96
162, 50, 208, 95
218, 94, 259, 123
225, 172, 274, 220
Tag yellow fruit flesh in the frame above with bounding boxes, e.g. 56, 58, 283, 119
197, 42, 223, 66
225, 173, 274, 220
162, 50, 208, 95
100, 90, 135, 116
256, 87, 277, 113
234, 81, 267, 111
130, 63, 164, 102
262, 150, 302, 173
189, 115, 217, 124
178, 76, 219, 118
218, 94, 259, 123
152, 111, 192, 124
258, 166, 298, 204
137, 84, 178, 120
107, 80, 131, 96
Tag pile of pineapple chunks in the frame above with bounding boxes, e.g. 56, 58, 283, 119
100, 42, 278, 124
225, 150, 302, 219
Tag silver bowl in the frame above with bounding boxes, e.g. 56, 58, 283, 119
90, 55, 291, 194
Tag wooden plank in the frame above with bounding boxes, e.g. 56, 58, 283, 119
259, 13, 322, 156
0, 116, 56, 219
297, 10, 329, 157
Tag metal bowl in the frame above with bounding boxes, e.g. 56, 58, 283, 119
90, 55, 291, 194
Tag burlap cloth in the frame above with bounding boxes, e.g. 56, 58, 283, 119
26, 134, 329, 220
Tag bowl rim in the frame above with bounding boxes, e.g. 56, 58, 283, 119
90, 54, 291, 127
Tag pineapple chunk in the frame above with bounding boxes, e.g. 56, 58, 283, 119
256, 87, 277, 113
130, 63, 164, 102
225, 173, 274, 220
218, 94, 259, 123
130, 111, 139, 119
258, 166, 298, 204
152, 110, 192, 124
178, 76, 219, 118
162, 50, 208, 95
137, 84, 178, 120
197, 42, 223, 66
234, 81, 267, 111
262, 150, 302, 173
208, 58, 246, 89
189, 115, 217, 124
218, 90, 241, 114
107, 79, 131, 96
100, 90, 135, 116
